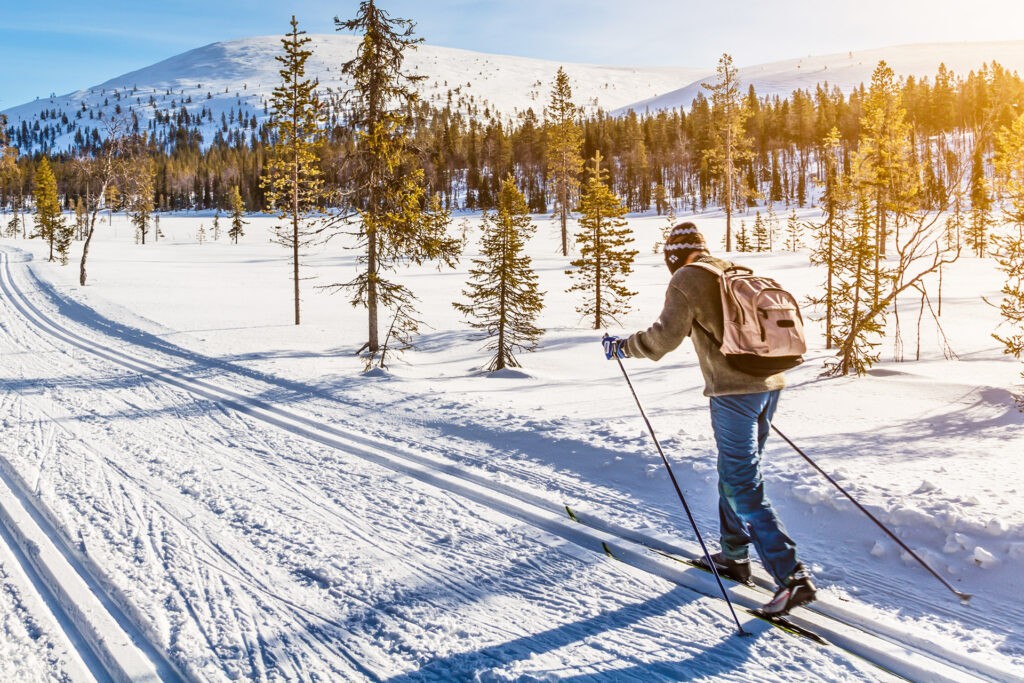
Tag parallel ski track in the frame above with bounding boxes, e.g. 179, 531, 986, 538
0, 248, 1013, 683
0, 407, 181, 680
0, 476, 108, 683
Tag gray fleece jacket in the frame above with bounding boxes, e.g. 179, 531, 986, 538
624, 255, 786, 397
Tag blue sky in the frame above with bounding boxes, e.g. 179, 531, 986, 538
3, 0, 1024, 109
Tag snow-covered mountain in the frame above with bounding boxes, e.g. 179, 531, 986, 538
0, 34, 709, 153
617, 41, 1024, 114
5, 37, 1024, 155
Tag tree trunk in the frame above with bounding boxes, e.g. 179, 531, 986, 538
80, 218, 96, 286
293, 213, 300, 326
559, 173, 568, 257
367, 229, 379, 353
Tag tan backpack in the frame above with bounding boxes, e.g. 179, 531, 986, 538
686, 261, 806, 377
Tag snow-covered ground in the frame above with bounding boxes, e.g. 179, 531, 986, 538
0, 207, 1022, 681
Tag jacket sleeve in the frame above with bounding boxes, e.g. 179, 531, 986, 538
625, 280, 694, 361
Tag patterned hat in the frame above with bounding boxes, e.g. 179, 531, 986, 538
664, 222, 707, 272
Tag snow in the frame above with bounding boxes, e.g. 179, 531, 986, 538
0, 205, 1022, 680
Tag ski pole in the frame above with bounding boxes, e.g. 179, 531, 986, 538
771, 425, 972, 603
610, 348, 750, 636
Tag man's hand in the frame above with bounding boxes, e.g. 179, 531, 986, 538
602, 334, 628, 360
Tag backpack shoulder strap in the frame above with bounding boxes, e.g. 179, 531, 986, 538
683, 260, 724, 277
684, 259, 753, 278
681, 260, 725, 346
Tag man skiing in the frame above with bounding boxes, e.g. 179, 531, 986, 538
602, 221, 816, 616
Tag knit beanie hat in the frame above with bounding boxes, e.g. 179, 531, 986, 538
664, 222, 708, 272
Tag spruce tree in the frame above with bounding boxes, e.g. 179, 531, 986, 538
545, 67, 584, 257
454, 176, 545, 371
261, 15, 326, 325
33, 157, 65, 262
228, 185, 247, 244
334, 0, 459, 364
567, 152, 638, 329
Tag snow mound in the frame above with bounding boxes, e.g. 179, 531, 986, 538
973, 546, 999, 568
486, 369, 532, 380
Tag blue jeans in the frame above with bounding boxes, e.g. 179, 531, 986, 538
709, 390, 799, 585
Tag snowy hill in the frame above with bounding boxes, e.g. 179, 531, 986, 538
0, 34, 709, 153
618, 41, 1024, 113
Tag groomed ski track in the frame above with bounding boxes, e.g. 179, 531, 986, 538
0, 429, 182, 682
0, 247, 1013, 682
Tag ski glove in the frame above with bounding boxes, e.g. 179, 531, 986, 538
602, 334, 629, 360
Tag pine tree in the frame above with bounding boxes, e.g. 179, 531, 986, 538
702, 54, 750, 251
212, 209, 221, 241
228, 185, 247, 244
967, 145, 993, 257
735, 219, 751, 252
545, 67, 584, 257
808, 129, 848, 349
766, 203, 780, 251
829, 185, 887, 375
854, 61, 919, 277
454, 176, 545, 371
567, 152, 638, 329
334, 0, 459, 364
993, 112, 1024, 403
752, 211, 769, 251
33, 157, 65, 262
197, 223, 207, 244
0, 115, 15, 203
127, 156, 155, 245
2, 142, 22, 238
654, 183, 670, 216
785, 208, 803, 252
938, 195, 966, 316
260, 15, 326, 325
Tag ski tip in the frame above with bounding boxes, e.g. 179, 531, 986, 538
565, 505, 579, 522
601, 541, 615, 559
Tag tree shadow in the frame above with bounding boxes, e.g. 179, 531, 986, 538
381, 586, 764, 682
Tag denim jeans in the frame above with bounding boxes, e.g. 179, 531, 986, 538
709, 390, 799, 585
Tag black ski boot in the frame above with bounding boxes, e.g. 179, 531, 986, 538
760, 564, 816, 616
695, 551, 753, 585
